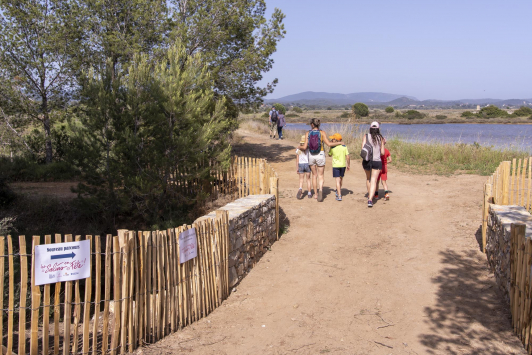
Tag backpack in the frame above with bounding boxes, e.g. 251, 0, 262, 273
277, 114, 285, 127
271, 110, 278, 122
308, 130, 322, 155
360, 134, 373, 161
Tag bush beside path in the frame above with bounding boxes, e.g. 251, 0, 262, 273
139, 129, 526, 355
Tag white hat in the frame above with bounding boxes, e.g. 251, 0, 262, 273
370, 121, 380, 128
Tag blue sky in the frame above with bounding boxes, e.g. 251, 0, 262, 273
260, 0, 532, 100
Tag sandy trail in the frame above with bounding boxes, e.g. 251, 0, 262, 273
141, 129, 525, 355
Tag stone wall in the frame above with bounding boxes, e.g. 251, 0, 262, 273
196, 194, 277, 288
486, 204, 532, 305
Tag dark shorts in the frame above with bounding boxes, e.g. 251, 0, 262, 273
333, 167, 346, 178
298, 163, 311, 173
362, 160, 383, 171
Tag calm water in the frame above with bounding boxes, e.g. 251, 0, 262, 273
284, 123, 532, 152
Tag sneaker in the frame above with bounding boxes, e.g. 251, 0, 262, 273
269, 134, 272, 139
336, 196, 342, 201
368, 200, 373, 208
375, 192, 379, 198
334, 189, 339, 198
318, 189, 323, 202
385, 192, 389, 201
296, 189, 302, 199
308, 192, 312, 199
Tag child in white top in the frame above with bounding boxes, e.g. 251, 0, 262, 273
296, 135, 312, 199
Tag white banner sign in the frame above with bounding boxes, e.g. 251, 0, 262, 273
179, 228, 198, 263
34, 240, 91, 286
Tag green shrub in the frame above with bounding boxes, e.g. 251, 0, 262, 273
435, 115, 447, 119
513, 106, 532, 117
385, 106, 394, 113
272, 103, 287, 114
352, 103, 369, 119
313, 111, 320, 114
292, 106, 303, 113
327, 107, 332, 110
0, 158, 79, 182
0, 179, 16, 207
285, 113, 299, 118
262, 112, 269, 118
338, 112, 351, 119
461, 111, 475, 117
479, 105, 508, 118
394, 111, 402, 118
404, 110, 424, 119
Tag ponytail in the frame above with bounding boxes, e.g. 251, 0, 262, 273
309, 118, 321, 129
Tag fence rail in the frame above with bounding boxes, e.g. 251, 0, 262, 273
482, 157, 532, 252
0, 156, 280, 355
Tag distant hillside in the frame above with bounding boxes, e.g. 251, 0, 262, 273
265, 91, 417, 105
264, 91, 532, 109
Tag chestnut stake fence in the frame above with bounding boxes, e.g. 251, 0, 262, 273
482, 157, 532, 252
483, 157, 532, 352
0, 157, 279, 355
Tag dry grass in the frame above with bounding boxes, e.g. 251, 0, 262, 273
240, 108, 532, 125
240, 118, 530, 176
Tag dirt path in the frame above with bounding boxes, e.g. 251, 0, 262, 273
140, 130, 525, 355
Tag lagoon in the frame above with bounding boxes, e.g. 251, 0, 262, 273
284, 123, 532, 152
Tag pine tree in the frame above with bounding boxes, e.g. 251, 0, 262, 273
71, 42, 231, 227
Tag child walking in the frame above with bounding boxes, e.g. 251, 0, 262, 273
328, 133, 350, 201
376, 142, 392, 200
296, 135, 312, 199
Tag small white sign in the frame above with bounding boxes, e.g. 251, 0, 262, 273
35, 240, 91, 286
179, 228, 198, 263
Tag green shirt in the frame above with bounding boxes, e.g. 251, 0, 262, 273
328, 145, 349, 168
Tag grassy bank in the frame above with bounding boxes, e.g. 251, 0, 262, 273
240, 110, 532, 125
240, 119, 530, 176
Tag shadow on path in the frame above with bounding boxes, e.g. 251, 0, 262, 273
419, 249, 523, 355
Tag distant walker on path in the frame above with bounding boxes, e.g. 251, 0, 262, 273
269, 106, 278, 139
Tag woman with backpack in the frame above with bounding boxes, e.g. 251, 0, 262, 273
299, 118, 341, 202
361, 121, 386, 208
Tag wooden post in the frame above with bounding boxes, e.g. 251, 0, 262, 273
482, 183, 492, 253
92, 235, 101, 355
259, 159, 265, 194
101, 235, 112, 353
7, 236, 14, 355
53, 234, 62, 355
527, 157, 532, 212
270, 177, 279, 240
503, 161, 511, 205
72, 235, 82, 353
0, 236, 4, 353
510, 224, 516, 328
519, 159, 528, 208
511, 158, 517, 205
29, 236, 41, 355
63, 234, 73, 355
82, 236, 93, 355
18, 236, 28, 355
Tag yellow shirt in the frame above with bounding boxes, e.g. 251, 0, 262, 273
328, 145, 349, 168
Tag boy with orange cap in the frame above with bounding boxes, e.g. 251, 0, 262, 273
328, 133, 350, 201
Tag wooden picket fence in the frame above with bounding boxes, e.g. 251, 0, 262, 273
174, 156, 278, 204
508, 223, 532, 353
482, 157, 532, 252
0, 157, 280, 355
